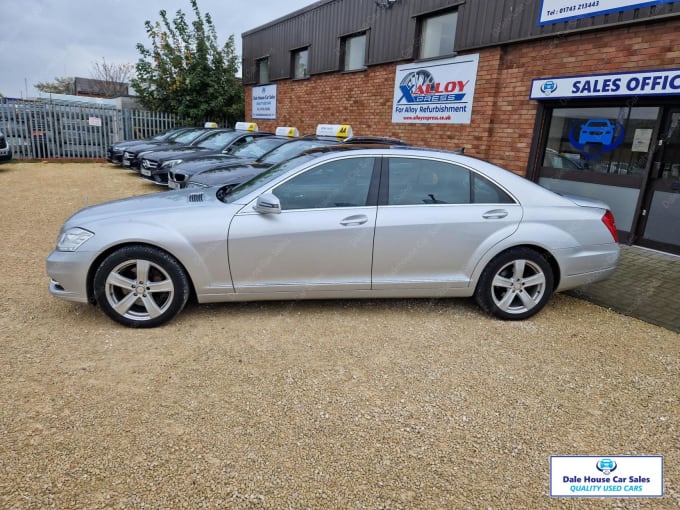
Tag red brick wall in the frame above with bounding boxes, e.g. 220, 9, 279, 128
246, 18, 680, 176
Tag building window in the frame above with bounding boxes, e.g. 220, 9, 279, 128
542, 106, 659, 176
419, 10, 457, 59
538, 105, 660, 234
292, 48, 309, 79
342, 33, 367, 71
257, 58, 269, 84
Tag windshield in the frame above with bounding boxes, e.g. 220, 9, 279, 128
173, 129, 204, 144
259, 139, 338, 165
227, 137, 286, 159
219, 154, 317, 203
196, 131, 240, 149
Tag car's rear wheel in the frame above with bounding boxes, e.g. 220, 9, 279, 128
93, 245, 190, 328
475, 248, 554, 320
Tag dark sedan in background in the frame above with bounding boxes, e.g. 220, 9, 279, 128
121, 127, 214, 170
166, 129, 301, 189
0, 131, 12, 163
138, 124, 272, 185
106, 126, 196, 165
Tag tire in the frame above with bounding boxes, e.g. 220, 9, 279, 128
93, 245, 190, 328
474, 248, 554, 320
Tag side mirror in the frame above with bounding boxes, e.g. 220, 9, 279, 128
253, 193, 282, 214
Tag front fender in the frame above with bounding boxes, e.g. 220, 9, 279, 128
85, 216, 233, 299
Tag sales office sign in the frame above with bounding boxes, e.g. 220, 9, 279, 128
531, 68, 680, 100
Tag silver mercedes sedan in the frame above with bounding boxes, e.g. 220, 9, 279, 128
47, 146, 620, 328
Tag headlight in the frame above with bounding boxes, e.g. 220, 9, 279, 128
162, 159, 183, 169
57, 227, 94, 252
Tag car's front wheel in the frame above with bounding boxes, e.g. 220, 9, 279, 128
93, 245, 190, 328
475, 248, 554, 320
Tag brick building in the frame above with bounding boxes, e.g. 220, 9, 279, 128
242, 0, 680, 254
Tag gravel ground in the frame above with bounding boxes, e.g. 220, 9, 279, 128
0, 161, 678, 509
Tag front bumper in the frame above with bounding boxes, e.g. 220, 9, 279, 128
46, 249, 96, 303
0, 147, 12, 163
140, 167, 169, 185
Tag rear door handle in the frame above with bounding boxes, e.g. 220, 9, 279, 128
340, 214, 368, 226
482, 209, 508, 219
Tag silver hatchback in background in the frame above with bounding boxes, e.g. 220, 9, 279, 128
46, 146, 620, 328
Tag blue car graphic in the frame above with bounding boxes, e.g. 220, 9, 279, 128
579, 119, 615, 145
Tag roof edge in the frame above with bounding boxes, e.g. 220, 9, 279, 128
241, 0, 336, 37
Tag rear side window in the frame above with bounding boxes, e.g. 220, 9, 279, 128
386, 157, 514, 205
472, 173, 514, 204
387, 158, 470, 205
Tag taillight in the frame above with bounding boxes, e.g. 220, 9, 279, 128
601, 210, 618, 242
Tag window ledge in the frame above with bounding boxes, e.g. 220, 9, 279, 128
341, 67, 368, 74
414, 52, 458, 63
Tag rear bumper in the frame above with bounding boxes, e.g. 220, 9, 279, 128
555, 243, 620, 292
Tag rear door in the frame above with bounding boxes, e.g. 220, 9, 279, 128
371, 156, 522, 290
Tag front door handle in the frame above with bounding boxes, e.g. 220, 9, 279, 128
482, 209, 508, 219
340, 214, 368, 226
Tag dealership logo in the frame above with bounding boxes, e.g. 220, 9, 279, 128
596, 458, 617, 475
569, 118, 625, 160
540, 80, 557, 95
397, 69, 468, 104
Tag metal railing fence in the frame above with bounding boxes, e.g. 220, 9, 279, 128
0, 98, 180, 160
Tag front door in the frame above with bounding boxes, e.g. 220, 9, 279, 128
637, 109, 680, 254
227, 156, 379, 293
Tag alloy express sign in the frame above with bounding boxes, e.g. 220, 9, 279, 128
392, 54, 479, 124
531, 68, 680, 99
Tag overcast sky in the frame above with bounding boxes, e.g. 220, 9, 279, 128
0, 0, 319, 99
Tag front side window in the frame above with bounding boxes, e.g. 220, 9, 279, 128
273, 157, 375, 210
387, 158, 512, 205
343, 33, 367, 71
292, 48, 309, 79
257, 58, 270, 84
419, 11, 457, 59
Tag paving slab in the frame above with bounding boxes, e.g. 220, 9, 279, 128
569, 244, 680, 333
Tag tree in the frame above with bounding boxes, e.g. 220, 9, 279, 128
90, 58, 134, 97
35, 77, 75, 95
131, 0, 244, 126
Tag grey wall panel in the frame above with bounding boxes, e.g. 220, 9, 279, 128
242, 0, 680, 84
457, 0, 680, 50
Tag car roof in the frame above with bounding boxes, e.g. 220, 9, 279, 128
279, 146, 577, 208
301, 144, 463, 157
297, 134, 408, 145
